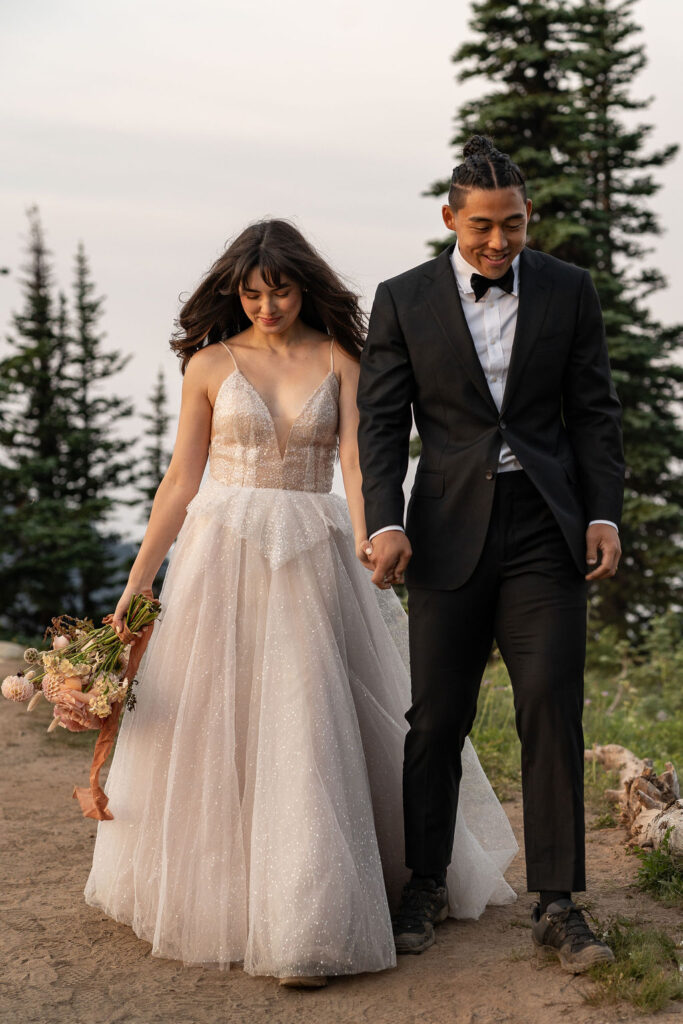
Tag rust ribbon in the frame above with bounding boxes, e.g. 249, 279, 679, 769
72, 701, 123, 820
72, 620, 154, 821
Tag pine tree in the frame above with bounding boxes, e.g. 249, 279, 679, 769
0, 216, 139, 635
133, 367, 174, 592
137, 367, 173, 523
64, 242, 137, 616
424, 0, 682, 634
567, 0, 683, 629
423, 0, 588, 258
0, 208, 80, 633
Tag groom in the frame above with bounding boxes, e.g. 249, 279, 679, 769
356, 137, 624, 973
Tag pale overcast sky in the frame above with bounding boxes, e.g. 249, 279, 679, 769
1, 0, 680, 537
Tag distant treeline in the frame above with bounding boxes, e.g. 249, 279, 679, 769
0, 208, 173, 636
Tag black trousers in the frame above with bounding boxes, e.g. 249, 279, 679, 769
404, 471, 587, 892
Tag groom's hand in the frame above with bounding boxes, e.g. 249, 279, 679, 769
585, 523, 621, 580
367, 531, 412, 590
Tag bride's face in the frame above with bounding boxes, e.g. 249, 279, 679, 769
239, 269, 303, 334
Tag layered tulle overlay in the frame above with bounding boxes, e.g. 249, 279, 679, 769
85, 359, 517, 977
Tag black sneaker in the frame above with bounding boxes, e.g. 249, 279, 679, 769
392, 878, 449, 954
531, 899, 615, 973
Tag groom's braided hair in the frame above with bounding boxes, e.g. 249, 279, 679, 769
449, 136, 527, 209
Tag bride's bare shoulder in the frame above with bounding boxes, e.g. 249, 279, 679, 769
185, 342, 235, 399
332, 340, 361, 378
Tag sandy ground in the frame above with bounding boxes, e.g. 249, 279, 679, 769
1, 651, 681, 1024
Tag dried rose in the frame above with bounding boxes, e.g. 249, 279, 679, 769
2, 675, 35, 702
52, 636, 69, 651
50, 690, 101, 733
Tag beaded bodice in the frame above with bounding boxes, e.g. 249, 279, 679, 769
209, 366, 340, 493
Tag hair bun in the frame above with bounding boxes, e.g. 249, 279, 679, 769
463, 135, 496, 159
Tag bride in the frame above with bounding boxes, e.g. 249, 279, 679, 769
84, 219, 517, 986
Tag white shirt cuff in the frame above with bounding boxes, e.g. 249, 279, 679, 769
588, 519, 618, 533
368, 525, 405, 541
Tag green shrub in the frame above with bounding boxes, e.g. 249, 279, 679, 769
634, 831, 683, 907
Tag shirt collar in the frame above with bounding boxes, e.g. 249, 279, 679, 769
451, 241, 520, 298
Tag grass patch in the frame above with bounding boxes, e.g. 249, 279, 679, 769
584, 917, 683, 1014
634, 831, 683, 907
469, 613, 682, 804
590, 811, 618, 830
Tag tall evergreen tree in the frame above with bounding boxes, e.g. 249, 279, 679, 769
65, 242, 136, 615
567, 0, 683, 628
0, 209, 79, 632
423, 0, 588, 258
0, 215, 138, 634
425, 0, 682, 634
134, 366, 174, 592
138, 366, 173, 522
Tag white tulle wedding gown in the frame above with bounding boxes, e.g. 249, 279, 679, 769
84, 342, 517, 977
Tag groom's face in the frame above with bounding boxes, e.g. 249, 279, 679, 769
442, 187, 532, 278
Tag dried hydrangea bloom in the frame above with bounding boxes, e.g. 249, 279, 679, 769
88, 673, 127, 718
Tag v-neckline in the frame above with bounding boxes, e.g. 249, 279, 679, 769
224, 369, 337, 461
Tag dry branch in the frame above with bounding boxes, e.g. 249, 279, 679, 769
585, 743, 683, 857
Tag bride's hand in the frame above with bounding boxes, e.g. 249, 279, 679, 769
111, 585, 155, 634
111, 585, 156, 680
356, 538, 376, 569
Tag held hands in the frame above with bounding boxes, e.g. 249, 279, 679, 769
356, 530, 412, 589
585, 523, 621, 581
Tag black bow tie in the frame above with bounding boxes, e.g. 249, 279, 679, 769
470, 265, 515, 302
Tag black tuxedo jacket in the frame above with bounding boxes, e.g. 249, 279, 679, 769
357, 245, 625, 589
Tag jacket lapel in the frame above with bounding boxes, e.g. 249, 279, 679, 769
500, 247, 552, 413
422, 248, 498, 413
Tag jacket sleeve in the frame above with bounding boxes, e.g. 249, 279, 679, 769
562, 271, 625, 526
357, 281, 416, 537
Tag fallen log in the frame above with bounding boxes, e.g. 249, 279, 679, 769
585, 743, 683, 858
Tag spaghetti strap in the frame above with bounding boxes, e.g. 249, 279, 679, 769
218, 340, 238, 371
329, 340, 334, 373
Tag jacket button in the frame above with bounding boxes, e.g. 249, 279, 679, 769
485, 470, 494, 480
499, 419, 507, 430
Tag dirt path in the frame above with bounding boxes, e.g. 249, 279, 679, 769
1, 654, 681, 1024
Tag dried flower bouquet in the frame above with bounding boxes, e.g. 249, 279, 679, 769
1, 594, 161, 820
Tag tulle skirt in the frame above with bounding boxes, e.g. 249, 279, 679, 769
84, 477, 517, 976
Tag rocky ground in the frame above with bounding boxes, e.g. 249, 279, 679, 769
1, 650, 681, 1024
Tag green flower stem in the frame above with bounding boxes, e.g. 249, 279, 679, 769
32, 595, 161, 694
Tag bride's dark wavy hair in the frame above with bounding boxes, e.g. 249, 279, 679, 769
171, 219, 366, 372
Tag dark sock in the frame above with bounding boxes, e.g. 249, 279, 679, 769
412, 871, 447, 889
539, 890, 571, 913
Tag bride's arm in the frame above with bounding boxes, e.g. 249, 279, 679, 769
336, 345, 374, 568
111, 353, 213, 629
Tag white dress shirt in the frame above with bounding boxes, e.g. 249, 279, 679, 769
369, 243, 617, 539
452, 242, 521, 473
